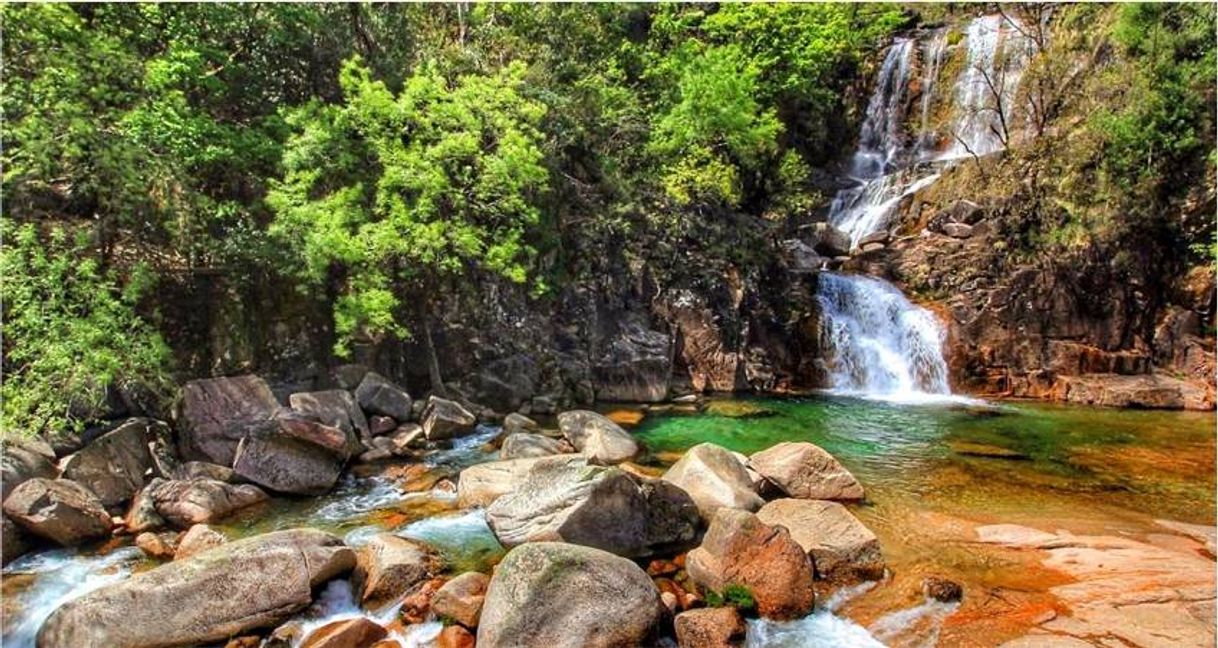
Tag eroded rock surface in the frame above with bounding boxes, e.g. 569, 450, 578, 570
662, 443, 763, 519
749, 441, 864, 501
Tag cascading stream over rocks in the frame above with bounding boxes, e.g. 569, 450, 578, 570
814, 273, 951, 400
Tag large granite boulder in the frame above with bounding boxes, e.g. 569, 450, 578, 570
756, 499, 884, 582
1, 438, 58, 501
2, 478, 112, 546
60, 418, 161, 508
352, 533, 441, 609
421, 396, 477, 441
456, 455, 584, 507
591, 323, 672, 403
231, 420, 346, 495
38, 528, 355, 648
432, 571, 490, 629
499, 432, 568, 459
477, 542, 663, 648
749, 442, 864, 501
300, 617, 388, 648
674, 607, 745, 648
288, 389, 370, 445
662, 443, 764, 519
686, 508, 815, 620
557, 410, 639, 465
149, 478, 269, 528
486, 460, 698, 558
355, 372, 414, 422
502, 412, 538, 436
178, 375, 280, 465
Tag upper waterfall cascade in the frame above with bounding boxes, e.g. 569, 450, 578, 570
828, 14, 1038, 249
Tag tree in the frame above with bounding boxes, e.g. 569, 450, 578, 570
268, 58, 548, 390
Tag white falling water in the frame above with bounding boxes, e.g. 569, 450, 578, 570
916, 29, 950, 159
815, 272, 950, 400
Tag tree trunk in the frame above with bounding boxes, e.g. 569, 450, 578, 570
423, 318, 447, 397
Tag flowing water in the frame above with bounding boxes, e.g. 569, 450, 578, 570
815, 273, 952, 401
829, 14, 1038, 247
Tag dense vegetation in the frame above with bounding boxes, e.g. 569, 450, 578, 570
2, 3, 1214, 436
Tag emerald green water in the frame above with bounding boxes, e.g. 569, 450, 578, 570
633, 396, 1216, 525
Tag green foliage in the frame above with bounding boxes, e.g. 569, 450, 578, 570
1, 222, 173, 437
269, 58, 548, 355
705, 583, 757, 611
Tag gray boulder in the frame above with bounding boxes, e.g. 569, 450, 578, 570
557, 410, 639, 465
59, 418, 159, 508
810, 222, 851, 256
1, 438, 58, 501
231, 420, 345, 495
421, 396, 477, 441
499, 432, 568, 459
2, 478, 112, 546
477, 542, 663, 648
756, 498, 884, 582
149, 478, 268, 528
289, 389, 370, 443
178, 375, 279, 465
486, 460, 698, 558
37, 528, 355, 648
2, 515, 30, 565
502, 412, 538, 436
354, 372, 413, 422
352, 533, 440, 609
749, 442, 864, 501
456, 455, 585, 507
662, 443, 764, 519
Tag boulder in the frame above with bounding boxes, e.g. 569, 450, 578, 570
486, 460, 698, 557
466, 354, 539, 413
179, 375, 280, 465
499, 432, 567, 459
942, 222, 974, 238
686, 508, 815, 620
38, 528, 355, 648
922, 575, 964, 602
289, 389, 370, 445
388, 424, 424, 456
334, 364, 370, 391
436, 626, 476, 648
781, 239, 828, 273
352, 534, 440, 609
175, 461, 241, 483
432, 571, 490, 628
59, 418, 159, 508
355, 372, 414, 422
231, 421, 345, 495
149, 478, 269, 528
2, 478, 112, 546
421, 396, 477, 441
369, 415, 397, 436
662, 443, 764, 519
1, 438, 58, 501
135, 531, 177, 560
124, 486, 166, 532
810, 222, 851, 257
749, 442, 864, 501
674, 607, 745, 648
755, 499, 884, 582
456, 454, 585, 507
591, 323, 672, 403
398, 576, 447, 624
300, 617, 388, 648
2, 515, 30, 564
477, 542, 663, 648
557, 410, 639, 465
502, 412, 538, 436
175, 523, 228, 560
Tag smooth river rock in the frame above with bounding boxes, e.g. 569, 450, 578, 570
149, 478, 269, 528
174, 523, 228, 560
557, 410, 639, 464
1, 438, 58, 501
755, 498, 884, 582
456, 454, 585, 507
748, 441, 864, 501
499, 432, 568, 459
38, 528, 356, 648
432, 571, 490, 629
300, 617, 388, 648
686, 507, 815, 620
421, 396, 477, 441
352, 533, 440, 609
288, 389, 370, 447
355, 372, 414, 422
3, 478, 112, 546
477, 542, 664, 648
486, 460, 699, 557
231, 420, 345, 495
662, 443, 763, 519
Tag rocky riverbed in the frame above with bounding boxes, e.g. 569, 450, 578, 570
2, 375, 1214, 647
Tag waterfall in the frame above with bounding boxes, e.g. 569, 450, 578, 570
815, 273, 950, 400
829, 15, 1037, 249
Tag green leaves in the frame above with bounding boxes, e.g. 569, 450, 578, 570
270, 58, 548, 354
